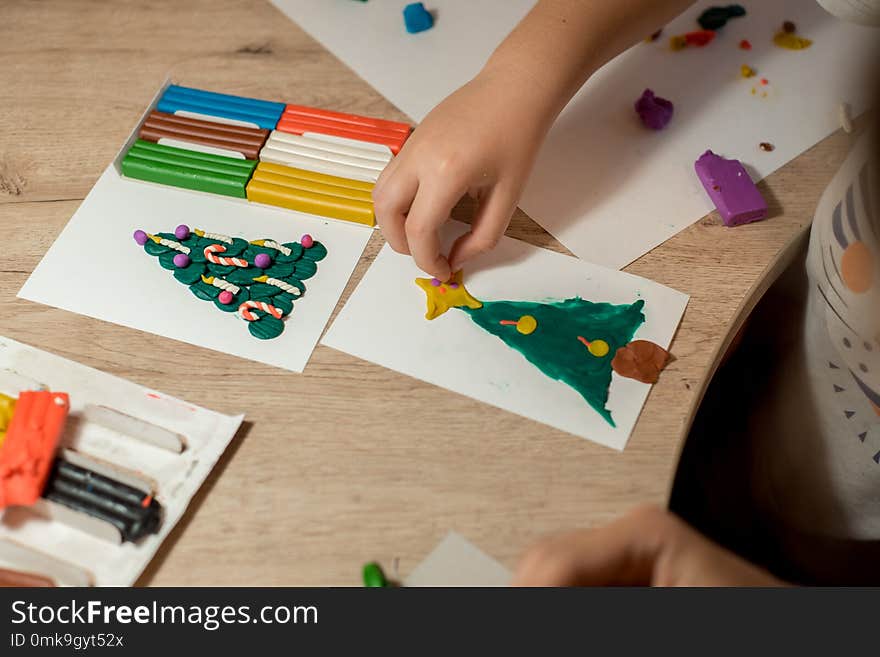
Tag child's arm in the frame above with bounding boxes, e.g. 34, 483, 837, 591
512, 506, 783, 586
373, 0, 695, 280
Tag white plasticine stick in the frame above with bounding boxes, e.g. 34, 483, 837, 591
83, 404, 187, 454
173, 110, 260, 130
263, 136, 386, 174
58, 448, 157, 494
271, 130, 392, 163
0, 538, 94, 587
31, 499, 123, 545
302, 132, 395, 157
258, 146, 381, 183
262, 136, 386, 175
157, 137, 247, 160
264, 134, 388, 172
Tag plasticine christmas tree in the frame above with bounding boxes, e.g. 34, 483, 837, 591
134, 224, 327, 340
415, 272, 667, 426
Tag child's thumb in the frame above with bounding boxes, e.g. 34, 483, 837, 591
448, 187, 517, 271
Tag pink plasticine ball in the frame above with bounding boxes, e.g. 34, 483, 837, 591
301, 234, 314, 249
430, 278, 441, 287
174, 224, 190, 240
173, 253, 191, 268
254, 253, 272, 269
218, 291, 234, 305
133, 230, 148, 245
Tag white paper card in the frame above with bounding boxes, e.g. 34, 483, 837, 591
273, 0, 878, 268
322, 222, 689, 450
405, 532, 511, 587
18, 167, 372, 373
0, 335, 243, 586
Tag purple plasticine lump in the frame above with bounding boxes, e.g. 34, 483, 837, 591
694, 150, 768, 226
635, 89, 674, 130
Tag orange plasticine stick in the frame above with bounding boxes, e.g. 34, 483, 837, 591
277, 105, 412, 155
0, 391, 69, 509
282, 104, 411, 135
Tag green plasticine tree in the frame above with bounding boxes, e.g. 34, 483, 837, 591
134, 225, 327, 340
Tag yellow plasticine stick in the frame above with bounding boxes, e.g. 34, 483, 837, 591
256, 161, 374, 193
0, 393, 17, 448
247, 179, 375, 226
250, 167, 373, 203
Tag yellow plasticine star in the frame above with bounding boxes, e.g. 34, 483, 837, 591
415, 271, 483, 320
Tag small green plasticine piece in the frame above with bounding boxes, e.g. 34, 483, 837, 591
121, 139, 257, 198
362, 562, 388, 587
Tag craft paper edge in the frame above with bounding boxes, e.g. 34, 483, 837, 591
403, 531, 511, 587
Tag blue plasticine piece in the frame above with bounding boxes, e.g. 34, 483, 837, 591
156, 85, 286, 130
403, 3, 434, 34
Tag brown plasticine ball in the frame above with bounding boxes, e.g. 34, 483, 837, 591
611, 340, 671, 384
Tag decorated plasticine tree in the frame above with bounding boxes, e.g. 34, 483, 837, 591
415, 272, 670, 427
134, 225, 327, 340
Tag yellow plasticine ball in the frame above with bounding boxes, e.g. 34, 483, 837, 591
589, 339, 610, 358
517, 315, 537, 335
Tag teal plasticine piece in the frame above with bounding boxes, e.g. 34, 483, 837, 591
404, 3, 434, 33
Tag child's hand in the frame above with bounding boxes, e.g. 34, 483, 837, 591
513, 506, 784, 586
372, 70, 551, 281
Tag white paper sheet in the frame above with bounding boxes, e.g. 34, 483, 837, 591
18, 166, 372, 373
0, 335, 243, 586
273, 0, 878, 268
405, 532, 511, 587
322, 221, 688, 450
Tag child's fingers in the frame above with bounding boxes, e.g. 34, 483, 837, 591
512, 506, 669, 586
373, 151, 401, 196
405, 183, 465, 280
448, 185, 517, 272
373, 169, 418, 255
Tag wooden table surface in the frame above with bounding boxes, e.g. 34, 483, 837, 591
0, 0, 854, 585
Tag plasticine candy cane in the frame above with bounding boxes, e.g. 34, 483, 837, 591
204, 244, 249, 268
238, 300, 283, 321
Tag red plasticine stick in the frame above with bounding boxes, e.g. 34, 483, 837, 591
277, 105, 412, 155
0, 391, 69, 509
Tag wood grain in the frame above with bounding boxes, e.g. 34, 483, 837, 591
0, 0, 854, 585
